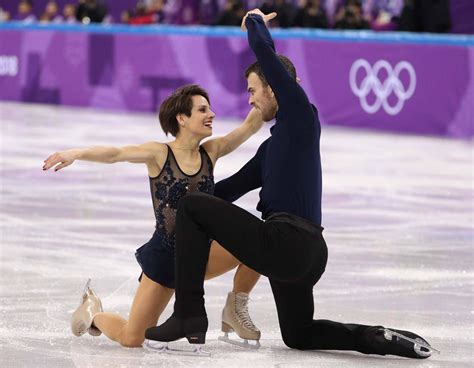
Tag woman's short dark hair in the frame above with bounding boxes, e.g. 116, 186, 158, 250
159, 84, 210, 137
244, 54, 296, 86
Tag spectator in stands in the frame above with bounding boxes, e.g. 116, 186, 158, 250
324, 0, 345, 26
364, 0, 403, 31
121, 9, 134, 24
127, 0, 165, 25
75, 0, 107, 24
215, 0, 246, 26
63, 3, 77, 23
334, 0, 370, 30
293, 0, 328, 29
40, 1, 63, 23
397, 0, 415, 30
0, 7, 11, 22
398, 0, 451, 33
199, 0, 220, 25
260, 0, 295, 28
16, 0, 37, 23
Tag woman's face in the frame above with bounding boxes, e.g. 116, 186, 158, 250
178, 95, 215, 139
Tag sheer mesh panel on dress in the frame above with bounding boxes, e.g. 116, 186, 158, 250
149, 145, 214, 252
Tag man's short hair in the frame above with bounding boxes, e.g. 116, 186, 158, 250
244, 54, 297, 86
159, 84, 210, 137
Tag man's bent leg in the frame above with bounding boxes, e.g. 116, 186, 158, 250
174, 193, 267, 318
270, 279, 372, 352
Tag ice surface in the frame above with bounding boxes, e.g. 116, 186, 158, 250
0, 102, 472, 367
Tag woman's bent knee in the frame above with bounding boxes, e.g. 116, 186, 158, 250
119, 334, 145, 348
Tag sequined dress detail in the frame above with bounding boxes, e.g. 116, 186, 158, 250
148, 145, 214, 253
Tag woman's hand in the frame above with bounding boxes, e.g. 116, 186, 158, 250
43, 149, 79, 172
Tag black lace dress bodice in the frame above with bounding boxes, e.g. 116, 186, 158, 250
149, 145, 214, 252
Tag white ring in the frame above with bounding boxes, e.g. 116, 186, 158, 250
349, 58, 416, 115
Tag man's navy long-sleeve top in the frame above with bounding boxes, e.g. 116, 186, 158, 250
215, 14, 322, 225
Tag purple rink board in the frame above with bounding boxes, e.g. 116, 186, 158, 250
0, 24, 473, 138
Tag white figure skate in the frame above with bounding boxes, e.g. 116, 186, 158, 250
218, 292, 261, 349
71, 279, 103, 337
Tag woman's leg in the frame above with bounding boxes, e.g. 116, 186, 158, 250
205, 241, 239, 279
93, 274, 174, 347
233, 265, 260, 294
206, 241, 261, 293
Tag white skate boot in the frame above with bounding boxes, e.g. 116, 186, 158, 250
71, 279, 103, 337
218, 292, 261, 349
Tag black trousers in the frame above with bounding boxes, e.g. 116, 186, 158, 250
174, 192, 374, 352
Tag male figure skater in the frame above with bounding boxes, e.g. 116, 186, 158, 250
146, 9, 436, 359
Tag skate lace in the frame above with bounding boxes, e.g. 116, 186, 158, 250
235, 295, 257, 331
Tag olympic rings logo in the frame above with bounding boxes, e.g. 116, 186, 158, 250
349, 59, 416, 116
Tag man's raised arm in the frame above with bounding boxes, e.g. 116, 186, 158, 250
243, 10, 314, 124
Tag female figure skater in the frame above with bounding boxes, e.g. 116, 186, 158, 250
43, 84, 262, 348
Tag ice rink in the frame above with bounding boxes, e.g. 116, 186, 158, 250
1, 101, 473, 367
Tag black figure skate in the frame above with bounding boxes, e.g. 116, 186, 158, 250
365, 326, 440, 359
145, 315, 210, 356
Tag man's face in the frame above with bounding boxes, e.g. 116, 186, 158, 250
247, 72, 278, 122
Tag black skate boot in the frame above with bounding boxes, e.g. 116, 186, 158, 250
145, 315, 209, 356
146, 314, 208, 343
364, 326, 439, 359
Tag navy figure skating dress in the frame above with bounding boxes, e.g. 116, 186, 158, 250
135, 145, 214, 288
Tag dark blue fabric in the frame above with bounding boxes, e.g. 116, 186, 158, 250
135, 230, 176, 288
135, 145, 214, 288
214, 14, 322, 225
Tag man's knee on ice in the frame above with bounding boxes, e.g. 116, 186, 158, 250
281, 329, 311, 350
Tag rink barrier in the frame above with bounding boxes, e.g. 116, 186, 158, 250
0, 23, 473, 137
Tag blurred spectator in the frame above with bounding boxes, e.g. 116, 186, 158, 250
364, 0, 403, 31
398, 0, 451, 33
166, 0, 200, 25
16, 0, 37, 23
398, 0, 415, 30
334, 0, 370, 29
293, 0, 328, 28
76, 0, 107, 24
127, 0, 165, 25
199, 0, 219, 25
215, 0, 245, 26
261, 0, 295, 28
0, 7, 11, 22
63, 3, 77, 23
121, 9, 134, 24
40, 1, 63, 23
324, 0, 345, 25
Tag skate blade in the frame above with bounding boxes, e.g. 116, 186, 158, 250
146, 341, 210, 357
78, 278, 92, 306
218, 333, 261, 350
384, 329, 440, 355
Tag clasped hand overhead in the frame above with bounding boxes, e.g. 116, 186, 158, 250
241, 9, 277, 31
